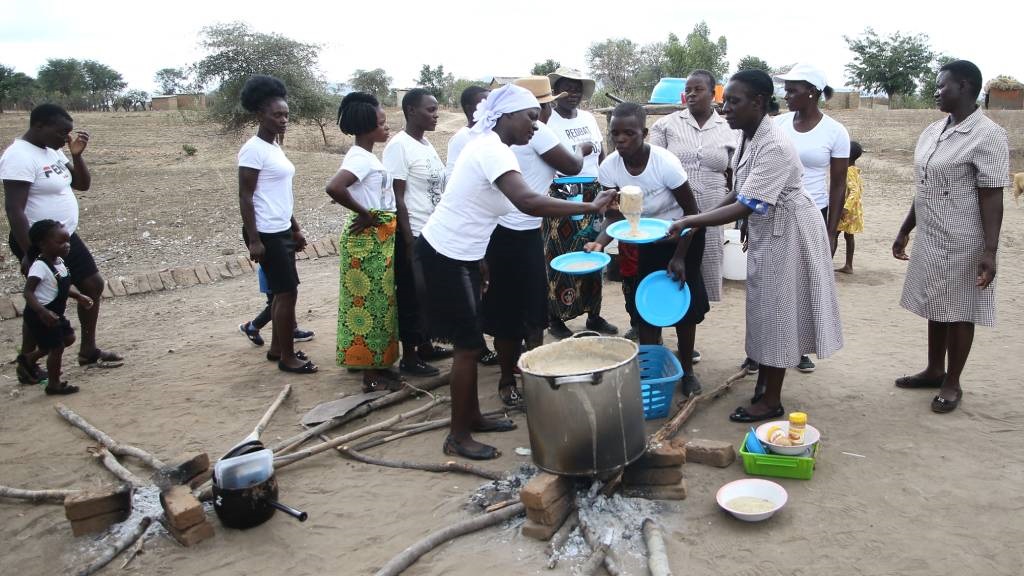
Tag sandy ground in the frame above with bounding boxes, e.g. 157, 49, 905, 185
1, 109, 1023, 575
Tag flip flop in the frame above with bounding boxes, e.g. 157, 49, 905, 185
45, 382, 80, 395
267, 350, 309, 362
472, 417, 517, 433
729, 405, 785, 423
931, 390, 962, 413
498, 382, 523, 408
896, 373, 946, 389
443, 434, 500, 460
278, 359, 318, 374
78, 349, 124, 368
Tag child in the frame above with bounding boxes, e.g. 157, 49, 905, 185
20, 220, 92, 395
238, 265, 314, 347
836, 141, 864, 274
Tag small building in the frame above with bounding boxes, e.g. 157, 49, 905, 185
150, 94, 207, 111
488, 76, 517, 88
824, 90, 860, 110
984, 76, 1023, 110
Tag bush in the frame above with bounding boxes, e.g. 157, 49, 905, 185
182, 144, 197, 156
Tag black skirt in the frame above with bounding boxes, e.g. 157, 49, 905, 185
415, 237, 486, 350
483, 225, 548, 339
243, 228, 299, 294
637, 232, 710, 326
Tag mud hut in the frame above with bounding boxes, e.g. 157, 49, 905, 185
984, 76, 1023, 110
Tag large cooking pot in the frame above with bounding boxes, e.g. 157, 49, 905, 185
518, 335, 646, 476
212, 440, 308, 529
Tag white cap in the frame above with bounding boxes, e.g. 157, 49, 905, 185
777, 63, 828, 91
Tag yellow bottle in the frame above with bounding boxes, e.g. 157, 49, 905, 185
788, 412, 807, 444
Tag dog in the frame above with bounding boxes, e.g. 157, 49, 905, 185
1014, 172, 1024, 207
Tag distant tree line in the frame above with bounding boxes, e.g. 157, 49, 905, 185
0, 59, 149, 112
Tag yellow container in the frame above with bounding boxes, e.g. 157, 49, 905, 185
788, 412, 807, 444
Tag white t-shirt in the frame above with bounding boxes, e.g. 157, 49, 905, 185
237, 136, 296, 233
382, 131, 444, 236
774, 112, 850, 209
27, 257, 69, 306
0, 139, 79, 234
421, 132, 519, 261
340, 145, 395, 212
499, 122, 561, 231
599, 146, 689, 220
445, 126, 474, 182
547, 109, 602, 177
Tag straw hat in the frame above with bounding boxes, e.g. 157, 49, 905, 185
546, 67, 596, 99
513, 76, 567, 104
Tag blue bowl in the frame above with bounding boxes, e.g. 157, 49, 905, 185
650, 78, 686, 104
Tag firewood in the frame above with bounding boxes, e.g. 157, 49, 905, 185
89, 447, 145, 487
320, 435, 504, 481
0, 485, 80, 504
55, 404, 165, 470
650, 368, 747, 444
74, 516, 155, 576
642, 518, 673, 576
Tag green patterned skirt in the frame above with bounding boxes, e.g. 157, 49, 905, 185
336, 211, 399, 369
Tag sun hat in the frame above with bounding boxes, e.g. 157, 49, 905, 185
546, 67, 596, 99
776, 63, 829, 92
513, 76, 567, 104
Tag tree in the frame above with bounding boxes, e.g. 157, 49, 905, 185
0, 71, 39, 111
844, 28, 935, 103
919, 54, 957, 100
531, 59, 561, 76
664, 22, 729, 80
82, 60, 126, 111
37, 58, 88, 103
416, 64, 455, 104
191, 21, 332, 135
114, 89, 149, 112
349, 68, 392, 102
586, 38, 644, 102
736, 55, 771, 73
155, 67, 188, 95
0, 65, 14, 112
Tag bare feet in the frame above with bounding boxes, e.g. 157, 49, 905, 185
836, 265, 853, 274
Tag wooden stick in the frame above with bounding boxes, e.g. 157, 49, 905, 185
356, 408, 511, 451
579, 511, 621, 576
74, 516, 154, 576
650, 368, 747, 444
320, 435, 505, 481
273, 398, 446, 469
546, 510, 579, 569
0, 485, 80, 503
580, 543, 610, 576
642, 518, 673, 576
484, 499, 519, 513
55, 404, 165, 470
249, 383, 292, 442
373, 503, 525, 576
269, 373, 450, 455
89, 447, 145, 487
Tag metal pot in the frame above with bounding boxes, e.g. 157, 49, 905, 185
212, 440, 308, 529
518, 335, 646, 476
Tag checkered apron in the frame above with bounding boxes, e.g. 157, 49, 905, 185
650, 110, 738, 301
733, 116, 844, 368
900, 109, 1010, 327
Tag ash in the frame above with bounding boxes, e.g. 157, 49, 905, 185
468, 463, 537, 510
67, 485, 168, 565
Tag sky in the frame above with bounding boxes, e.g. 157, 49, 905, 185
2, 0, 1020, 96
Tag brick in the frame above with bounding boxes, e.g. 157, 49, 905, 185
215, 262, 233, 280
526, 492, 574, 526
522, 518, 566, 541
64, 486, 132, 521
623, 466, 683, 486
153, 452, 209, 487
171, 268, 198, 287
108, 277, 128, 297
328, 236, 339, 253
520, 473, 573, 511
168, 519, 214, 547
121, 276, 140, 295
100, 281, 114, 298
684, 439, 736, 468
9, 293, 25, 316
623, 478, 688, 501
319, 238, 336, 255
237, 255, 254, 272
309, 240, 324, 258
189, 469, 214, 490
160, 270, 177, 289
70, 509, 130, 536
206, 264, 222, 282
147, 272, 165, 291
0, 296, 17, 320
160, 485, 206, 530
135, 274, 152, 293
295, 250, 309, 260
634, 439, 686, 469
226, 259, 244, 277
194, 264, 213, 284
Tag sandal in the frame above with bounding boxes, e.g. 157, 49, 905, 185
478, 349, 499, 366
498, 381, 523, 408
78, 349, 124, 368
896, 372, 945, 389
267, 350, 309, 362
16, 354, 46, 385
362, 374, 405, 393
729, 405, 785, 423
239, 322, 265, 346
400, 359, 441, 377
419, 345, 454, 361
472, 416, 517, 433
278, 359, 318, 374
443, 434, 501, 460
45, 382, 80, 395
931, 390, 962, 413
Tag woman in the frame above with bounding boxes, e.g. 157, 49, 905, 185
418, 83, 614, 459
236, 75, 315, 374
382, 88, 449, 377
483, 76, 583, 407
587, 102, 709, 397
775, 63, 850, 373
892, 60, 1009, 414
667, 70, 843, 422
544, 68, 617, 338
326, 92, 400, 391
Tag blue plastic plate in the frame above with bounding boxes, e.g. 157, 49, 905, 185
553, 176, 598, 185
636, 271, 691, 326
550, 251, 611, 275
606, 218, 671, 244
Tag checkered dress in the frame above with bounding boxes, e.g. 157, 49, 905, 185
900, 108, 1010, 327
651, 110, 738, 301
732, 116, 844, 368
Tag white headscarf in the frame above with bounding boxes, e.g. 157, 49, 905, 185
471, 84, 540, 134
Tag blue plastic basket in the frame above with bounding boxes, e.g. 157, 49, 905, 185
638, 345, 684, 419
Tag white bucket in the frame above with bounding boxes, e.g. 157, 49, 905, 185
722, 228, 747, 281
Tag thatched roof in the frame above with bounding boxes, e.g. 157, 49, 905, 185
985, 75, 1024, 92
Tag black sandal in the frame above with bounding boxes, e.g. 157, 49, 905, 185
931, 390, 962, 413
443, 434, 501, 460
267, 350, 308, 362
896, 372, 945, 389
45, 382, 80, 395
78, 349, 124, 368
729, 405, 784, 423
498, 381, 523, 408
472, 417, 517, 433
478, 349, 499, 366
16, 354, 45, 385
400, 359, 440, 377
278, 359, 318, 374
